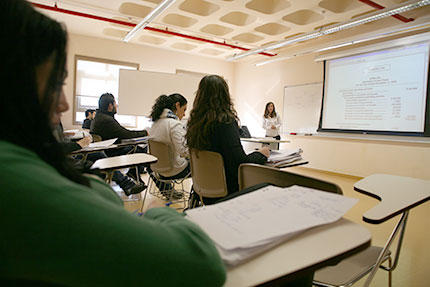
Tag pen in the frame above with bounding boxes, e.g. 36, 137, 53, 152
290, 132, 297, 135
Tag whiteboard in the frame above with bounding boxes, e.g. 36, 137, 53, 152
119, 69, 202, 116
282, 82, 323, 134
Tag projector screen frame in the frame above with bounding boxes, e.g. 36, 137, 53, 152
317, 38, 430, 138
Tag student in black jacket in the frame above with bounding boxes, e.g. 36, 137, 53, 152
90, 93, 149, 181
186, 75, 269, 200
90, 93, 148, 142
82, 109, 95, 129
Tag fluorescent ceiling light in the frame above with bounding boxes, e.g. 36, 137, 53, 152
234, 0, 430, 61
123, 0, 176, 42
255, 22, 430, 66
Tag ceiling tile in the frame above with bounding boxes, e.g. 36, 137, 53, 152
232, 32, 264, 43
118, 2, 152, 18
220, 11, 256, 26
200, 24, 234, 36
162, 13, 198, 28
283, 9, 324, 25
318, 0, 361, 14
138, 35, 167, 44
245, 0, 290, 15
171, 42, 198, 50
255, 23, 290, 35
179, 0, 220, 16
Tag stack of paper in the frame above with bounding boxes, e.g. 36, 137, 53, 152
185, 185, 358, 266
121, 136, 149, 144
267, 148, 303, 167
80, 138, 117, 150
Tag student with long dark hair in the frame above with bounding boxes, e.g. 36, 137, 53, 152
186, 75, 269, 200
0, 1, 225, 286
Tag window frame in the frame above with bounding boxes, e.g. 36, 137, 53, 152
73, 55, 139, 126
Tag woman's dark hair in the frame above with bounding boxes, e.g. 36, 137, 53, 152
186, 75, 237, 150
0, 0, 89, 186
150, 93, 187, 121
264, 102, 277, 118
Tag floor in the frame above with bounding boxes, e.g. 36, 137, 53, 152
121, 167, 429, 287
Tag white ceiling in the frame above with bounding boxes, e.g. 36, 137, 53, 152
31, 0, 430, 62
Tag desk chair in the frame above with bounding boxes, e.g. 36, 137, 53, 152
141, 140, 190, 211
238, 163, 342, 194
313, 174, 430, 287
189, 149, 228, 207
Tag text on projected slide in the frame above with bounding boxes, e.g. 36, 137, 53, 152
322, 41, 429, 132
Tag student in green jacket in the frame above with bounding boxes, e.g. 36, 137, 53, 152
0, 1, 226, 286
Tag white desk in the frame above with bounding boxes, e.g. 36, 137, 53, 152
91, 153, 157, 171
225, 218, 371, 287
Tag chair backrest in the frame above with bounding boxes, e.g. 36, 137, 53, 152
190, 149, 228, 198
148, 139, 172, 173
239, 163, 342, 194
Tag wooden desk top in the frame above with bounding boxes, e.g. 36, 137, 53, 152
225, 218, 371, 287
90, 153, 157, 171
354, 174, 430, 224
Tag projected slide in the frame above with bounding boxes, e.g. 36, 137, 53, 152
321, 41, 429, 133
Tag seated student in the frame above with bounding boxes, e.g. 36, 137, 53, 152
53, 124, 146, 196
186, 75, 270, 203
148, 94, 190, 197
90, 92, 149, 181
0, 1, 226, 286
149, 93, 190, 178
82, 109, 95, 129
90, 93, 148, 142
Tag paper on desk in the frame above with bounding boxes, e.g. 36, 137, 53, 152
88, 138, 117, 148
186, 185, 358, 265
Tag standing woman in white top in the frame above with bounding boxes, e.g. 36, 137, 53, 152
262, 102, 282, 149
149, 94, 190, 179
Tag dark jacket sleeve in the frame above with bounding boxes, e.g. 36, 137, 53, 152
60, 141, 81, 154
210, 121, 267, 193
102, 118, 147, 141
91, 113, 148, 141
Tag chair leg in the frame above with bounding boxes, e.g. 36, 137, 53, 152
388, 257, 393, 287
363, 212, 408, 287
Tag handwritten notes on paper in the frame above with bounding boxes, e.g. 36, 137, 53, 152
186, 185, 358, 266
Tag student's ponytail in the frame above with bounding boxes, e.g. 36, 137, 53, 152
150, 95, 174, 121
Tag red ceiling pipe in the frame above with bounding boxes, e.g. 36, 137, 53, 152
358, 0, 414, 22
31, 2, 276, 57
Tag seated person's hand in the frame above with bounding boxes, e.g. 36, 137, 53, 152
77, 135, 92, 148
258, 146, 270, 158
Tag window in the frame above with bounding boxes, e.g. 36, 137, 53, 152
73, 56, 139, 127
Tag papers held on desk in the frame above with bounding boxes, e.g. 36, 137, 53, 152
185, 185, 358, 266
121, 136, 149, 144
79, 138, 117, 150
267, 148, 303, 167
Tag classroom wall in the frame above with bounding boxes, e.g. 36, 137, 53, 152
62, 33, 234, 130
232, 54, 430, 179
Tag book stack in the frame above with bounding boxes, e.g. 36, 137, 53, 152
267, 148, 303, 167
186, 185, 358, 266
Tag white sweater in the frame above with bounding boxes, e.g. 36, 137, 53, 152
149, 109, 188, 177
262, 115, 282, 137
